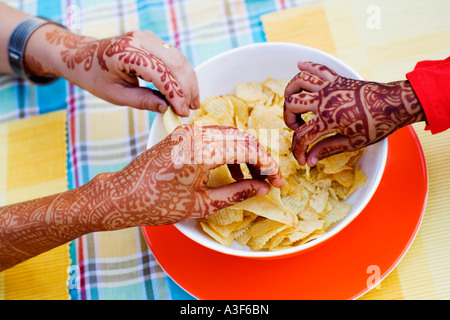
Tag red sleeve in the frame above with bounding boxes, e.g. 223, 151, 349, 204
406, 57, 450, 134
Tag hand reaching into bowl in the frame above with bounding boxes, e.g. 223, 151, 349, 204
0, 124, 283, 271
284, 61, 426, 167
24, 25, 200, 116
109, 124, 284, 226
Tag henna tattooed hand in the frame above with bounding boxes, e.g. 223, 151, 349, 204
284, 61, 426, 167
0, 124, 283, 270
108, 124, 284, 226
25, 26, 199, 116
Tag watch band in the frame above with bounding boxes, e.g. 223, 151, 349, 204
8, 16, 65, 84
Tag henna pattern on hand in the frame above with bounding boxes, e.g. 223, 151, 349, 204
284, 62, 426, 165
0, 125, 282, 270
109, 124, 283, 225
45, 29, 183, 99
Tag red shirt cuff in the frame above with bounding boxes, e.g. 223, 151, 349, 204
406, 57, 450, 134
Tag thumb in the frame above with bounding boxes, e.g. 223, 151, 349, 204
108, 85, 168, 112
204, 180, 269, 216
306, 134, 355, 167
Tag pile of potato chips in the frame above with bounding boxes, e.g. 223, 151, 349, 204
163, 78, 366, 251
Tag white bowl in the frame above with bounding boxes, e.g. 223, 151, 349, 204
147, 42, 388, 259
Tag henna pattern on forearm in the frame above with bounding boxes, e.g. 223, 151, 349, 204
24, 55, 58, 78
284, 62, 426, 163
0, 177, 115, 271
45, 29, 183, 99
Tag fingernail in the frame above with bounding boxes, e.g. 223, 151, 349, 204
194, 97, 201, 109
183, 105, 190, 117
158, 104, 168, 113
257, 185, 269, 196
308, 156, 318, 167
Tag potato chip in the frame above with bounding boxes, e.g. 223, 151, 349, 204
333, 169, 354, 188
229, 186, 298, 227
348, 166, 367, 196
231, 96, 249, 125
282, 193, 309, 214
301, 111, 316, 122
263, 78, 290, 97
217, 112, 235, 127
200, 221, 235, 246
206, 207, 244, 226
192, 112, 222, 126
298, 230, 325, 245
234, 115, 247, 131
190, 78, 367, 251
236, 81, 265, 102
322, 197, 352, 228
247, 224, 290, 251
202, 210, 255, 238
278, 155, 298, 178
298, 205, 320, 221
279, 130, 294, 155
347, 149, 364, 166
297, 219, 324, 234
207, 164, 235, 188
245, 218, 290, 251
283, 228, 309, 244
265, 227, 295, 250
263, 93, 276, 108
331, 180, 351, 200
246, 218, 286, 238
163, 106, 183, 133
280, 176, 298, 198
309, 187, 329, 214
202, 219, 235, 238
318, 152, 356, 174
235, 225, 252, 246
202, 95, 234, 115
248, 104, 285, 130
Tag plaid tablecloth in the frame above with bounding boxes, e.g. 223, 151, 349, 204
1, 0, 450, 300
0, 0, 312, 300
0, 111, 69, 299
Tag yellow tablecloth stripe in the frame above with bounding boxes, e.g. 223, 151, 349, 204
0, 110, 70, 300
261, 0, 450, 299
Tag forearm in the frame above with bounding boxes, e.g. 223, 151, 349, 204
368, 80, 427, 132
0, 3, 30, 74
23, 24, 80, 79
0, 2, 86, 80
0, 173, 122, 271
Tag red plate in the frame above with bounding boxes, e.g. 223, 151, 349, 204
142, 126, 427, 299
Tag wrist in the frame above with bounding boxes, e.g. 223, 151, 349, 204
23, 23, 67, 78
398, 80, 426, 124
386, 80, 426, 126
82, 172, 141, 231
81, 172, 130, 232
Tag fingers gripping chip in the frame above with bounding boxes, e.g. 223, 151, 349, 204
207, 165, 235, 188
190, 78, 367, 251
